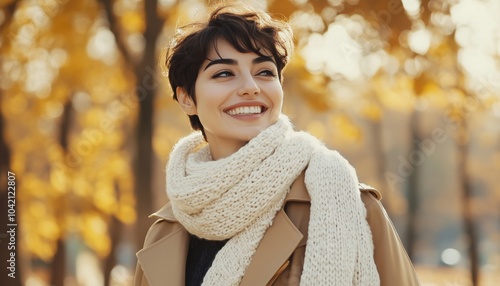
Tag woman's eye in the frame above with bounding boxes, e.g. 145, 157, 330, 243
212, 71, 233, 78
258, 69, 276, 77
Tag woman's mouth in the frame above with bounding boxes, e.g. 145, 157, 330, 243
225, 106, 266, 115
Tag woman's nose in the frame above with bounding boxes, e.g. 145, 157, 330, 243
237, 75, 260, 97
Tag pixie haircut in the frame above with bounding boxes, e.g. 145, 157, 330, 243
164, 5, 294, 134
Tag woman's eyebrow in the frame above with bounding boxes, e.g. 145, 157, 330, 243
203, 55, 276, 71
253, 55, 275, 65
203, 58, 236, 70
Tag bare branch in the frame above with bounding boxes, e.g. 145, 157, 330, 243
0, 0, 19, 32
98, 0, 135, 67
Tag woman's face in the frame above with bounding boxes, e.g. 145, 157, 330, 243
179, 38, 283, 159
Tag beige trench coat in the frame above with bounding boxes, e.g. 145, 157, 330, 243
134, 171, 421, 286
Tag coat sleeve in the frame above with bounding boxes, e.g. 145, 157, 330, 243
361, 191, 421, 286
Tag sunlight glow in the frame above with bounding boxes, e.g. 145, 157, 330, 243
302, 24, 363, 80
402, 0, 421, 17
86, 28, 118, 65
430, 12, 454, 35
450, 0, 500, 95
24, 5, 50, 29
441, 248, 461, 266
458, 48, 496, 81
127, 33, 145, 56
493, 102, 500, 117
76, 251, 104, 286
110, 265, 133, 285
408, 26, 431, 55
291, 11, 325, 32
361, 51, 385, 77
45, 101, 64, 118
158, 0, 177, 9
404, 57, 425, 77
50, 48, 67, 68
72, 91, 92, 113
299, 13, 388, 81
24, 50, 56, 97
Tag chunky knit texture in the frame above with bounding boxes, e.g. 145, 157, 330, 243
166, 115, 380, 286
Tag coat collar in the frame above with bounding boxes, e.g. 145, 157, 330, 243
137, 171, 308, 286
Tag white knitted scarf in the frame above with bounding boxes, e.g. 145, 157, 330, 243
167, 115, 379, 286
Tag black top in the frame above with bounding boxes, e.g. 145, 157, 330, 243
185, 234, 228, 286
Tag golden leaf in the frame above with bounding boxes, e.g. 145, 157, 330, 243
120, 11, 146, 33
306, 120, 326, 140
94, 179, 117, 213
361, 102, 382, 121
329, 114, 362, 142
80, 213, 111, 257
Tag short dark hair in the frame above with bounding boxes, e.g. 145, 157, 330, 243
163, 4, 294, 134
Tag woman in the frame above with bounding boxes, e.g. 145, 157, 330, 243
135, 4, 420, 286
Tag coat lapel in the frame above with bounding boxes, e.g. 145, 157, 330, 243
240, 171, 309, 285
240, 209, 303, 285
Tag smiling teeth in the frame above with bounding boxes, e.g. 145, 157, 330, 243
227, 106, 262, 115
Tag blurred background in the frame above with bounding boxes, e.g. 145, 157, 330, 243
0, 0, 499, 285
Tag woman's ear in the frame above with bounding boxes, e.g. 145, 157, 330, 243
177, 87, 197, 115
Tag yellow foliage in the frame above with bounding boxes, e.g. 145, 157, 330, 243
80, 213, 111, 257
361, 102, 382, 121
26, 235, 56, 262
120, 11, 146, 33
116, 205, 137, 224
267, 0, 297, 18
153, 125, 186, 158
81, 108, 108, 127
1, 93, 28, 116
420, 81, 442, 97
306, 120, 326, 140
73, 175, 93, 197
373, 74, 415, 112
329, 114, 362, 143
38, 220, 60, 240
284, 52, 331, 111
94, 179, 117, 213
102, 132, 124, 150
50, 163, 70, 193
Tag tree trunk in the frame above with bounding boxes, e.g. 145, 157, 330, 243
1, 2, 23, 285
103, 216, 123, 286
369, 97, 391, 209
46, 100, 73, 286
0, 96, 22, 286
49, 239, 66, 286
132, 0, 163, 253
457, 116, 479, 285
405, 109, 420, 260
100, 0, 165, 258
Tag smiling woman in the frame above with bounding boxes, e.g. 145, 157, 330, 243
134, 3, 419, 286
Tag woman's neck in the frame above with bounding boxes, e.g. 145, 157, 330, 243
206, 137, 248, 160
